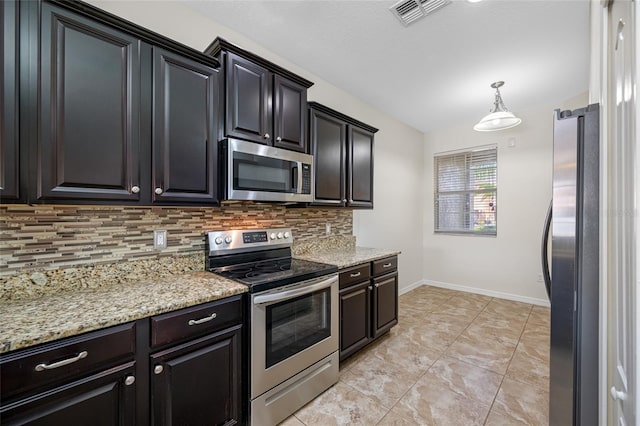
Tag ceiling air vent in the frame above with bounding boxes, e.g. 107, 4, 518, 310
390, 0, 452, 26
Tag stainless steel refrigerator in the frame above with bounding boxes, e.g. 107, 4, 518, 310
541, 104, 599, 426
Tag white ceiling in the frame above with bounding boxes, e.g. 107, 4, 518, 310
185, 0, 590, 133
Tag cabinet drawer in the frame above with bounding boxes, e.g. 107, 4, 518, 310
372, 256, 397, 277
339, 263, 371, 289
1, 322, 135, 401
150, 295, 243, 348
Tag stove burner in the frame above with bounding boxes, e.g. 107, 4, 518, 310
210, 256, 337, 293
206, 229, 338, 293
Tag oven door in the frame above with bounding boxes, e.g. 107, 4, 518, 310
224, 138, 313, 203
250, 274, 338, 399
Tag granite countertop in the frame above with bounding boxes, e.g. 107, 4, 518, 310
0, 272, 247, 354
294, 246, 401, 269
0, 243, 399, 355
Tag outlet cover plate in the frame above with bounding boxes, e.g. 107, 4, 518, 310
154, 230, 167, 249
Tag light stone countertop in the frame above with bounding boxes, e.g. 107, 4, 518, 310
0, 272, 247, 354
0, 244, 399, 355
294, 246, 401, 269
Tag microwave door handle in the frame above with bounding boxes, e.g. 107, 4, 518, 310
253, 275, 337, 305
291, 165, 298, 192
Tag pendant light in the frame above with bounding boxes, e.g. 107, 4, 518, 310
473, 81, 522, 132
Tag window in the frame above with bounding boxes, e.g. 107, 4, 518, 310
434, 145, 497, 235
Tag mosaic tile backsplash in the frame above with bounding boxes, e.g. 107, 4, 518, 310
0, 203, 353, 275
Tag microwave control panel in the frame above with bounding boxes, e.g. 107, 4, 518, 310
302, 164, 311, 194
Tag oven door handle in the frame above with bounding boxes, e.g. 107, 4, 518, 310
253, 275, 337, 305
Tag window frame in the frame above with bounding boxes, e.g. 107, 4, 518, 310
433, 144, 498, 236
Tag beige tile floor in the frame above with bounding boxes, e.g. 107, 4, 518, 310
280, 285, 550, 426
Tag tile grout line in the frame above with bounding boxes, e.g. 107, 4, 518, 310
482, 303, 535, 425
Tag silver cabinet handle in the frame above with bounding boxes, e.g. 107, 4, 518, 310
342, 199, 347, 203
35, 351, 88, 371
350, 272, 361, 278
188, 313, 217, 326
131, 186, 140, 194
155, 187, 163, 195
374, 283, 380, 288
276, 136, 282, 142
368, 286, 373, 291
154, 365, 164, 375
383, 263, 392, 268
125, 375, 136, 386
264, 133, 270, 139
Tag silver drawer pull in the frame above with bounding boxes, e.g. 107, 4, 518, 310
35, 351, 88, 371
188, 313, 217, 326
383, 263, 392, 268
350, 272, 361, 278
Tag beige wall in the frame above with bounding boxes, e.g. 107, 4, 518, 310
423, 93, 589, 305
85, 0, 426, 292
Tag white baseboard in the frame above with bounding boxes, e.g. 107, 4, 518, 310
411, 279, 550, 307
398, 279, 424, 296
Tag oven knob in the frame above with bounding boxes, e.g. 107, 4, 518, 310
214, 237, 223, 245
277, 232, 283, 239
270, 233, 276, 240
284, 231, 290, 239
224, 236, 232, 244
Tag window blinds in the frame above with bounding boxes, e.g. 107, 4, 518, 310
434, 146, 497, 235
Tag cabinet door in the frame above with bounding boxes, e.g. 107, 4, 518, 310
36, 3, 141, 201
273, 75, 307, 152
348, 126, 374, 208
0, 0, 20, 202
152, 48, 220, 204
339, 281, 371, 361
309, 108, 346, 206
225, 52, 271, 144
1, 362, 136, 426
372, 273, 398, 338
150, 326, 242, 426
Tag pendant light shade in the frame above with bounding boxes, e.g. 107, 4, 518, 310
473, 81, 522, 132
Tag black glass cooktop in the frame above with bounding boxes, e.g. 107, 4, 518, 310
210, 257, 337, 293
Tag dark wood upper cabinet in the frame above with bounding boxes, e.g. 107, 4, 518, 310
273, 75, 307, 152
225, 52, 272, 144
348, 126, 375, 208
308, 102, 378, 208
22, 1, 222, 205
35, 3, 142, 202
309, 108, 346, 205
152, 48, 220, 204
206, 38, 312, 153
0, 0, 21, 203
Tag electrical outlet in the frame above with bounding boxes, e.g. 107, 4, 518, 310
325, 223, 331, 235
537, 274, 544, 283
154, 230, 167, 249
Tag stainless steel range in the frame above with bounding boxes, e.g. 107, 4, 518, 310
207, 228, 339, 426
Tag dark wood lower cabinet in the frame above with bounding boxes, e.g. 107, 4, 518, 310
339, 256, 398, 361
372, 273, 399, 338
150, 325, 242, 426
0, 296, 244, 426
1, 362, 137, 426
339, 281, 371, 360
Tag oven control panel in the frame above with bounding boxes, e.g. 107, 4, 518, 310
207, 228, 293, 255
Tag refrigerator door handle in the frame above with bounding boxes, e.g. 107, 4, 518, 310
541, 201, 552, 300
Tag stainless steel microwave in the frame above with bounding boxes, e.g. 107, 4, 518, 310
220, 138, 314, 203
